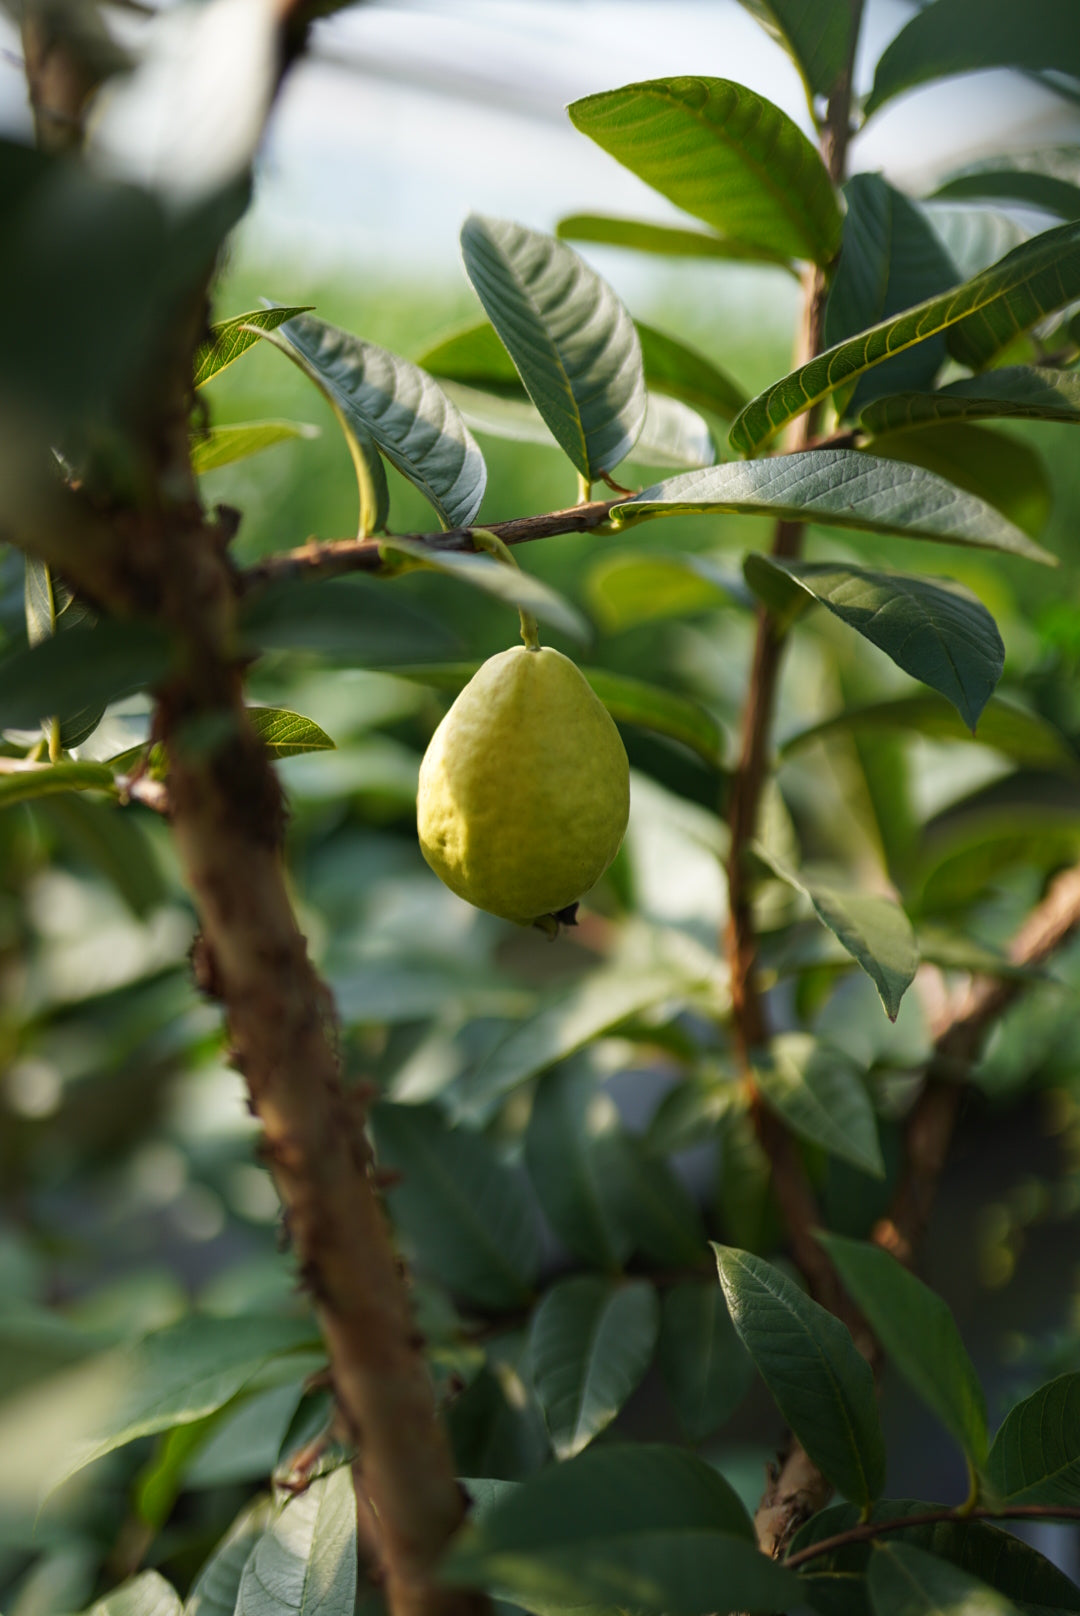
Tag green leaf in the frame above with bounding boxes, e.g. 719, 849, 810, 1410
422, 316, 748, 420
524, 1062, 632, 1270
235, 1467, 356, 1616
184, 1382, 305, 1488
378, 537, 589, 645
580, 667, 726, 769
824, 174, 958, 415
730, 221, 1080, 453
459, 215, 646, 480
865, 0, 1080, 117
194, 306, 313, 388
24, 552, 56, 645
753, 850, 918, 1020
557, 211, 798, 269
246, 707, 335, 759
443, 1442, 800, 1616
793, 1500, 1080, 1614
752, 1033, 884, 1177
35, 794, 166, 917
860, 368, 1080, 436
734, 0, 856, 99
867, 1541, 1019, 1616
52, 1314, 317, 1490
530, 1276, 659, 1458
238, 576, 458, 665
23, 557, 104, 747
717, 1097, 777, 1253
986, 1373, 1080, 1505
568, 78, 841, 266
713, 1245, 886, 1506
866, 424, 1050, 539
745, 557, 1005, 729
269, 311, 486, 531
0, 620, 170, 734
605, 1135, 708, 1269
658, 1280, 753, 1444
445, 380, 714, 469
611, 453, 1055, 565
89, 1571, 182, 1616
0, 761, 116, 809
459, 959, 710, 1120
931, 169, 1080, 222
780, 692, 1078, 775
371, 1101, 539, 1308
817, 1232, 988, 1466
587, 551, 749, 635
191, 420, 319, 475
185, 1496, 274, 1616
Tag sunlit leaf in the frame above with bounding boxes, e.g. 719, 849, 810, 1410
824, 174, 958, 415
734, 0, 856, 99
530, 1276, 659, 1457
556, 212, 796, 270
931, 168, 1080, 221
246, 707, 335, 759
860, 368, 1080, 435
986, 1373, 1080, 1505
267, 311, 486, 532
744, 556, 1005, 729
443, 1442, 800, 1616
611, 453, 1055, 564
752, 1032, 884, 1176
0, 761, 116, 809
729, 221, 1080, 453
194, 306, 312, 388
865, 0, 1080, 117
569, 78, 841, 265
460, 215, 647, 479
90, 1570, 182, 1616
185, 1496, 274, 1616
714, 1245, 886, 1506
818, 1232, 988, 1466
867, 423, 1050, 538
51, 1314, 318, 1491
235, 1467, 356, 1616
191, 419, 319, 474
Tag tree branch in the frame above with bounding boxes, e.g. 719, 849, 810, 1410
784, 1504, 1080, 1571
238, 499, 619, 593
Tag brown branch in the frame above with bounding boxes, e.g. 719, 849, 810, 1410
784, 1504, 1080, 1571
239, 499, 619, 593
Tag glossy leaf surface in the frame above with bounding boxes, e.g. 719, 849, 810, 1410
556, 211, 795, 268
986, 1373, 1080, 1504
611, 453, 1054, 564
714, 1245, 886, 1506
730, 222, 1080, 453
569, 77, 842, 265
745, 557, 1005, 729
860, 368, 1080, 435
866, 0, 1080, 117
735, 0, 855, 97
818, 1232, 988, 1466
193, 305, 312, 388
460, 215, 646, 479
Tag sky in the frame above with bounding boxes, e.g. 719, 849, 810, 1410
2, 0, 1079, 282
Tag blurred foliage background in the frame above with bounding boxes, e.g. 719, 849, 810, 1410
5, 2, 1080, 1610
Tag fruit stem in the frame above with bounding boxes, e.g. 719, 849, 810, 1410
470, 527, 541, 651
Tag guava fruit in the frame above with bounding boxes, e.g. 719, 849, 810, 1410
417, 646, 630, 924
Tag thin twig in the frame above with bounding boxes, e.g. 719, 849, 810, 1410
238, 500, 619, 594
784, 1504, 1080, 1571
